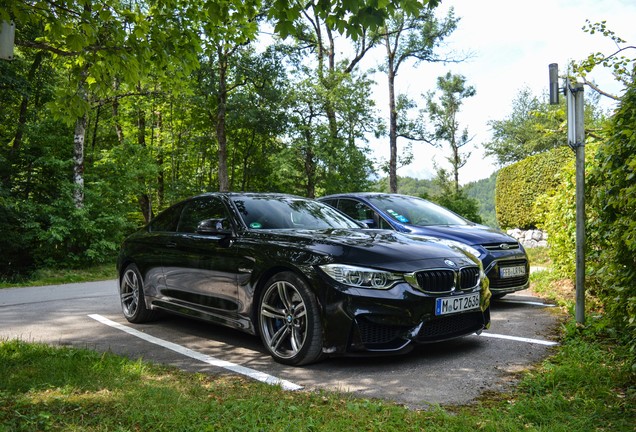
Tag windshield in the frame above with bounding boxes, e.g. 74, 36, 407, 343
231, 196, 361, 230
366, 195, 470, 226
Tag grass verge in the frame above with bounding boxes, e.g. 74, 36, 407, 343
526, 246, 551, 268
0, 264, 116, 289
1, 332, 633, 431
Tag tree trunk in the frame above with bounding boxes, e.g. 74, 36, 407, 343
73, 113, 87, 208
136, 100, 153, 223
453, 142, 460, 194
156, 111, 164, 208
324, 25, 339, 143
304, 141, 316, 198
3, 52, 44, 188
216, 48, 230, 192
385, 33, 398, 194
113, 80, 124, 144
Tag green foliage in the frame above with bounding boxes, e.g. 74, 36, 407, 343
484, 87, 606, 166
587, 80, 636, 361
535, 144, 598, 279
574, 20, 635, 88
484, 88, 565, 166
0, 194, 36, 277
371, 176, 436, 197
2, 0, 407, 278
532, 82, 636, 366
432, 190, 482, 224
423, 72, 475, 193
269, 0, 441, 40
495, 146, 572, 229
430, 169, 482, 223
463, 172, 498, 227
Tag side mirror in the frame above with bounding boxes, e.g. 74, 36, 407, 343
359, 219, 375, 228
196, 218, 233, 236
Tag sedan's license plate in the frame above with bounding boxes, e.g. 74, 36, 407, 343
435, 293, 480, 316
500, 265, 527, 279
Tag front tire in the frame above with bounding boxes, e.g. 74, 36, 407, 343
258, 272, 324, 366
120, 264, 158, 323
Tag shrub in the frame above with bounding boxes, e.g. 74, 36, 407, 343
535, 143, 598, 279
495, 147, 571, 229
587, 82, 636, 361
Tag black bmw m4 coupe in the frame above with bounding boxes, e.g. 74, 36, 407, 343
117, 193, 491, 365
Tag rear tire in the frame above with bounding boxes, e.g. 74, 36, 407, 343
258, 272, 324, 366
120, 264, 158, 323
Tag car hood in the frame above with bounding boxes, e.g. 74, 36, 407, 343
403, 224, 517, 246
242, 228, 478, 272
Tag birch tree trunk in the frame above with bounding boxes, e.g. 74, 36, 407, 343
73, 113, 87, 208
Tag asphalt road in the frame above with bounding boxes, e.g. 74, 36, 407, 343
0, 279, 561, 409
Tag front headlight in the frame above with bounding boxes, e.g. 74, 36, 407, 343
437, 239, 482, 259
319, 264, 403, 289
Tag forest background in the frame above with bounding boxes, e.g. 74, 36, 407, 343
1, 0, 497, 276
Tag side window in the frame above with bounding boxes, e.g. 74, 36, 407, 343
337, 199, 375, 222
377, 215, 393, 229
177, 198, 228, 233
149, 204, 184, 232
337, 199, 393, 230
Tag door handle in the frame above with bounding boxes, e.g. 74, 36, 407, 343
165, 242, 177, 248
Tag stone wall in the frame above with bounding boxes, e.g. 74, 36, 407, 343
506, 228, 548, 248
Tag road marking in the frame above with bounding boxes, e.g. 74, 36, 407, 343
497, 299, 556, 307
88, 314, 303, 391
477, 332, 558, 346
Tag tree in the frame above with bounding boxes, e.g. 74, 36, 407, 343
282, 66, 375, 198
4, 0, 200, 207
268, 0, 440, 40
0, 0, 449, 278
430, 168, 481, 223
197, 0, 262, 192
463, 172, 498, 227
484, 87, 605, 166
277, 1, 381, 198
423, 71, 475, 193
573, 20, 635, 99
377, 7, 459, 193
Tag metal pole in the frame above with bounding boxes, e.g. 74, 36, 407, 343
573, 82, 586, 325
549, 67, 585, 324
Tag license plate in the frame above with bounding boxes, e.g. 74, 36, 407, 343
435, 293, 480, 316
500, 265, 527, 279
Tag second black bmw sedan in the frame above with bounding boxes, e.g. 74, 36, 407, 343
117, 193, 491, 365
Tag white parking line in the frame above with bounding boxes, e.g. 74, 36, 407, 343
497, 299, 556, 307
477, 332, 558, 346
88, 314, 303, 391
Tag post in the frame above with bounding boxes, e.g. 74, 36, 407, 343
549, 65, 585, 325
573, 82, 586, 325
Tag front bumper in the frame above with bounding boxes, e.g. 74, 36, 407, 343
318, 279, 491, 356
484, 258, 530, 295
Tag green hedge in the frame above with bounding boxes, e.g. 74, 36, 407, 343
587, 82, 636, 362
535, 143, 597, 279
536, 80, 636, 367
495, 146, 572, 229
